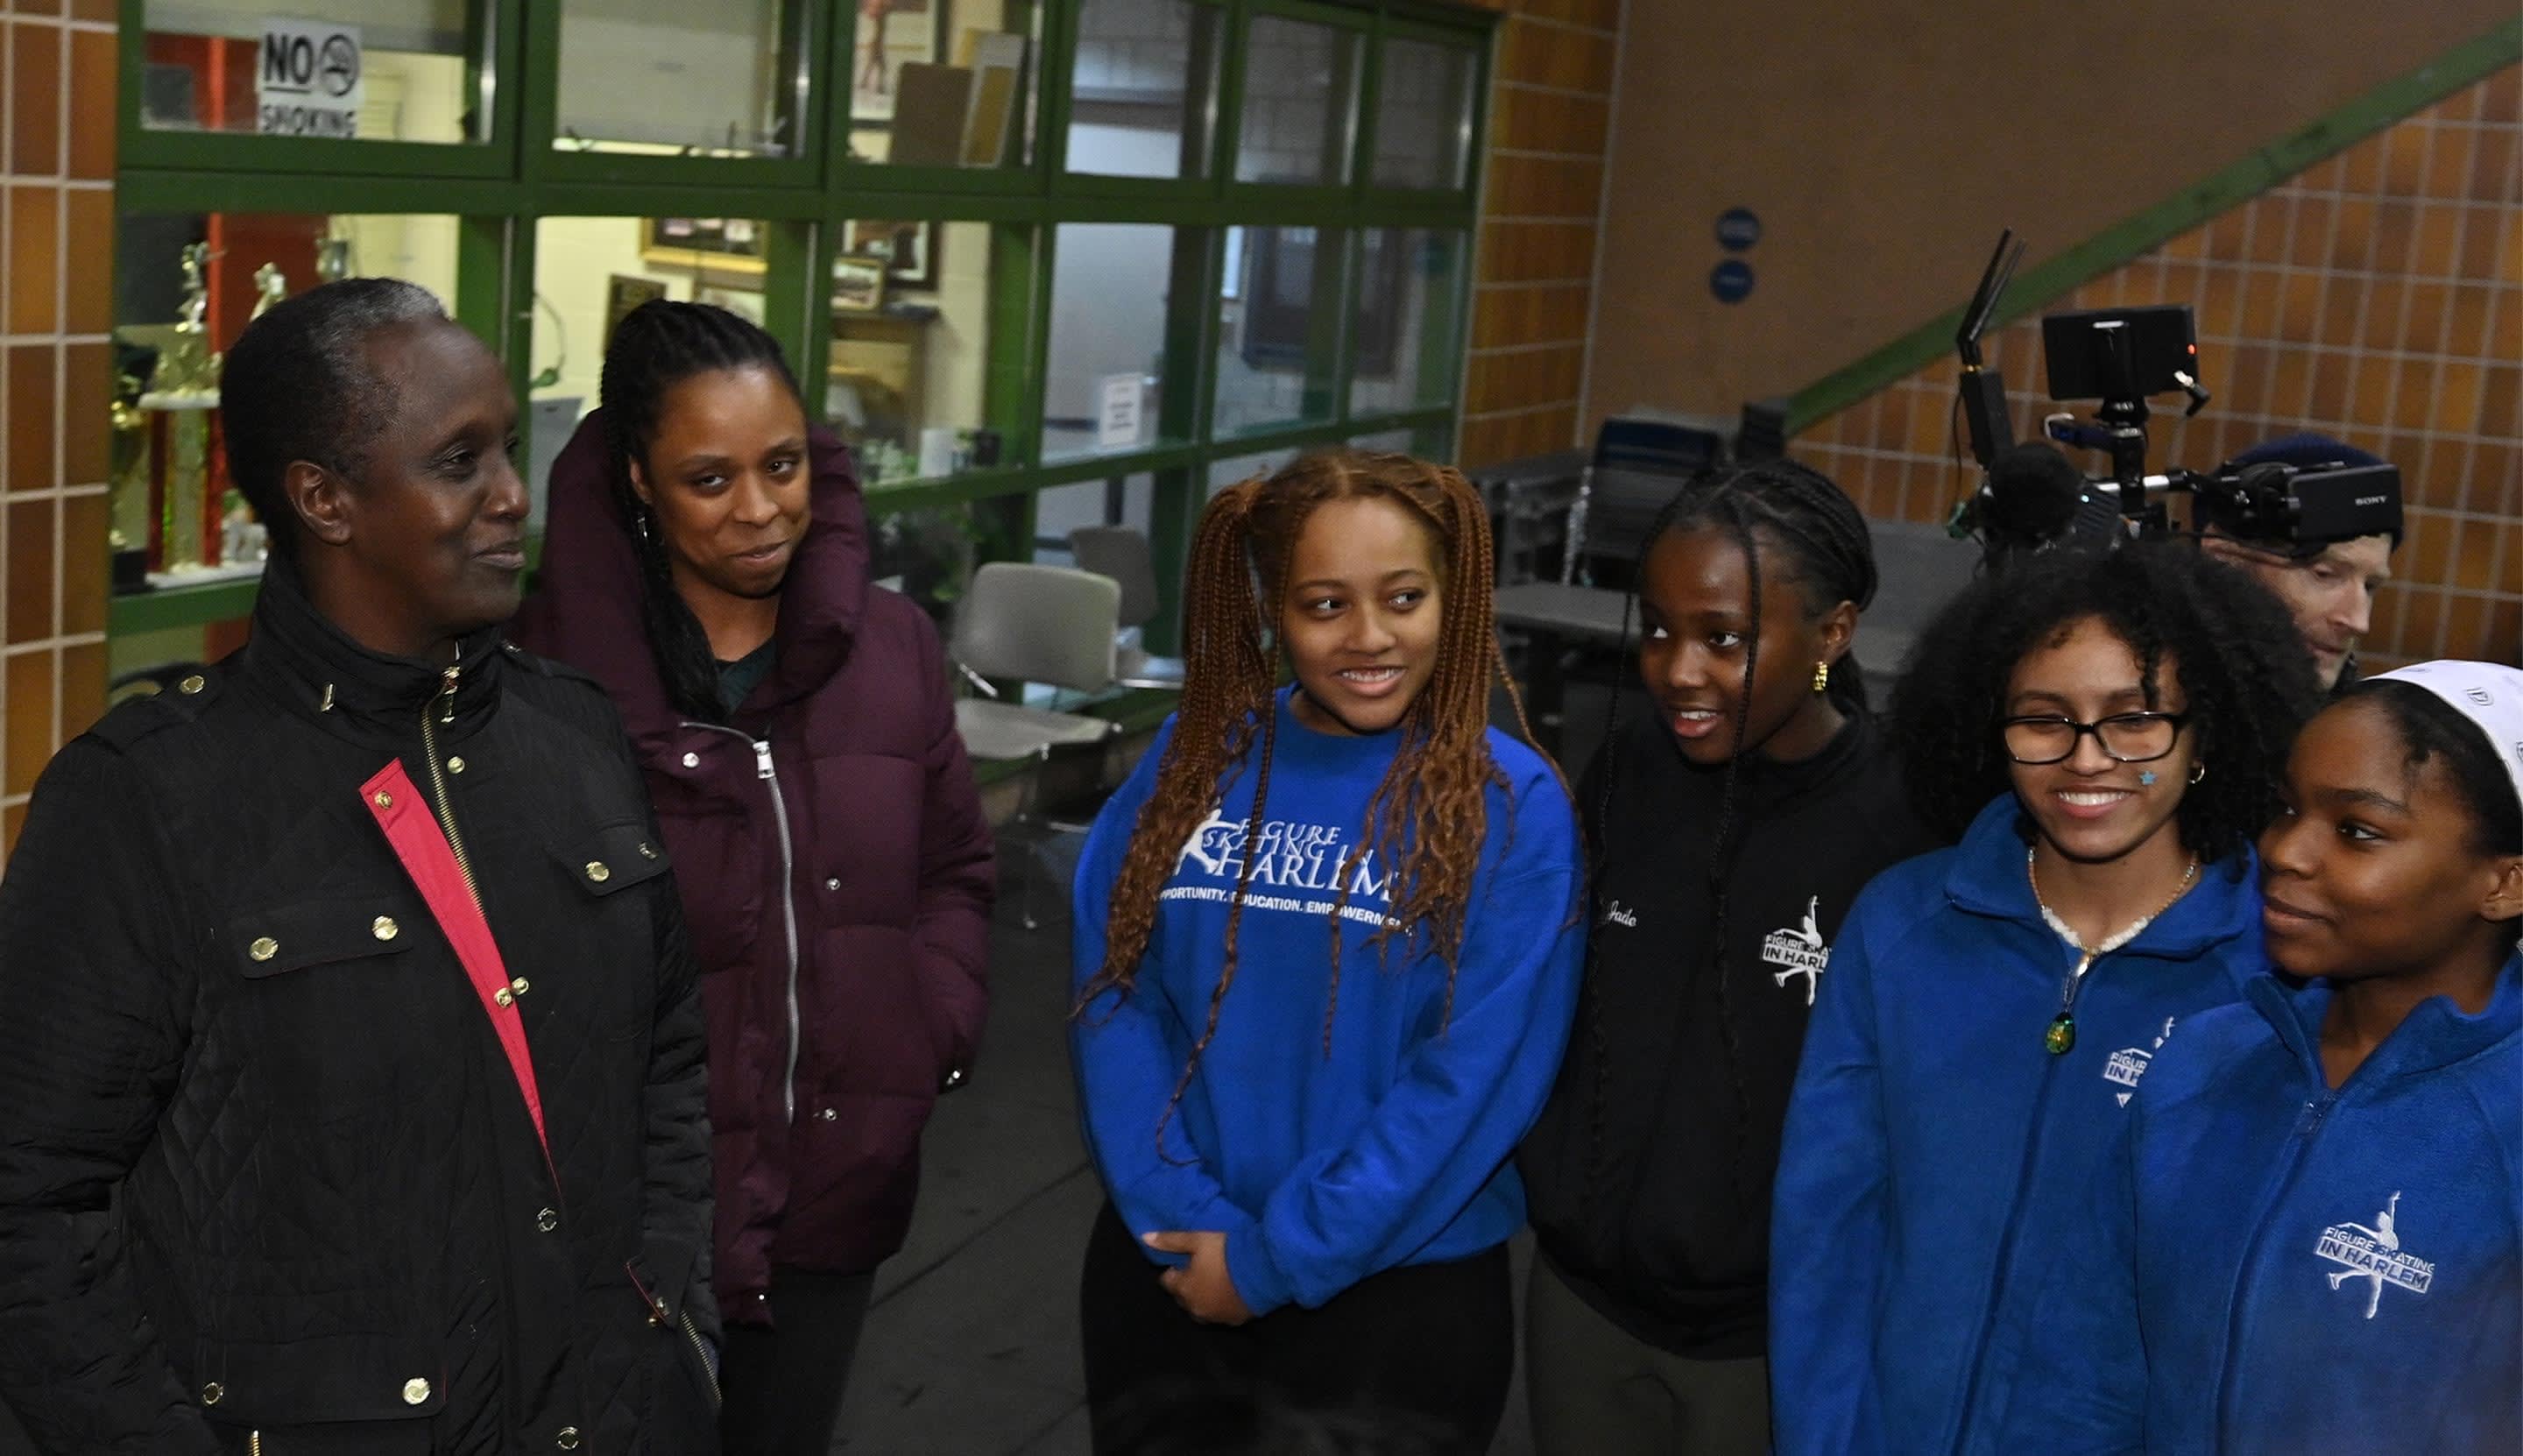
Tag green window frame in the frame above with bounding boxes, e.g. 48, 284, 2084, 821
108, 0, 1495, 662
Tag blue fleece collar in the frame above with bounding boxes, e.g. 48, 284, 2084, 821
1941, 794, 2261, 962
2250, 952, 2523, 1086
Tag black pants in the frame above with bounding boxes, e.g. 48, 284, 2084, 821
718, 1266, 876, 1456
1079, 1202, 1513, 1456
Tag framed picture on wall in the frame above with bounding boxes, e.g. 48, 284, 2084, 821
834, 254, 889, 312
696, 286, 767, 325
845, 220, 940, 292
851, 0, 948, 126
640, 218, 767, 283
603, 274, 668, 352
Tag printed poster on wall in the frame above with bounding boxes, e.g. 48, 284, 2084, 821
257, 18, 364, 138
1098, 374, 1145, 450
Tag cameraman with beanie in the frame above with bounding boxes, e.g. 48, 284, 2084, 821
2197, 433, 2398, 694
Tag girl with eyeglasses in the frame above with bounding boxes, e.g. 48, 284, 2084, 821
1998, 661, 2523, 1454
1769, 541, 2322, 1456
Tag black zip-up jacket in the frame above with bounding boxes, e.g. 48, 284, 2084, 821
1519, 709, 1936, 1358
0, 559, 715, 1454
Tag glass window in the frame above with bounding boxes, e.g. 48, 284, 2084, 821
1348, 229, 1465, 417
848, 0, 1039, 169
556, 0, 803, 157
1064, 0, 1218, 179
1233, 16, 1358, 185
526, 216, 777, 527
1347, 428, 1414, 453
1206, 449, 1298, 497
110, 210, 462, 586
870, 500, 983, 627
1043, 223, 1197, 463
1213, 224, 1346, 437
1371, 39, 1474, 190
1030, 473, 1154, 566
830, 219, 1023, 487
138, 0, 480, 143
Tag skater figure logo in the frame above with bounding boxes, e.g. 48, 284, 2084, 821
2315, 1191, 2435, 1319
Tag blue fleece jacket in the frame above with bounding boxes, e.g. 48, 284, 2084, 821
1069, 690, 1584, 1317
2000, 955, 2523, 1454
1770, 795, 2266, 1456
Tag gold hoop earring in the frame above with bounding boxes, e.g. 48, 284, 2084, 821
2189, 762, 2208, 786
1812, 661, 1831, 693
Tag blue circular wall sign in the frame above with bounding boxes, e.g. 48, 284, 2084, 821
1716, 208, 1763, 251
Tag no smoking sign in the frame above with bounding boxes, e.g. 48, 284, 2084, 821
257, 19, 364, 138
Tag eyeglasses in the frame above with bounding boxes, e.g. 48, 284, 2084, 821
2000, 711, 2192, 765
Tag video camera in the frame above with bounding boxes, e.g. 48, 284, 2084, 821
1947, 230, 2403, 569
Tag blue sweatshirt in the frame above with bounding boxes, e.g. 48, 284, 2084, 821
1770, 795, 2265, 1456
2001, 955, 2523, 1454
1070, 690, 1584, 1317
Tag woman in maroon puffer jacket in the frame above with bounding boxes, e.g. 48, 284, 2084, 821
515, 300, 993, 1455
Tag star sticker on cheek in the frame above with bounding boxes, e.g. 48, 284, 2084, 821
2139, 771, 2158, 787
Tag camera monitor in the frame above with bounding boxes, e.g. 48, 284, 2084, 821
2042, 306, 2199, 403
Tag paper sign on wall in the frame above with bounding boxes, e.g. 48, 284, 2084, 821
1098, 374, 1145, 450
257, 18, 364, 138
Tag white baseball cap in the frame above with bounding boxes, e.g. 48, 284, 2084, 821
2371, 660, 2523, 829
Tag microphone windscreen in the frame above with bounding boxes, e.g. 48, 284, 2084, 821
1983, 442, 2089, 544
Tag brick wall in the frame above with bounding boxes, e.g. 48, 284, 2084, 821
1455, 0, 1616, 469
1798, 64, 2523, 669
1, 0, 114, 859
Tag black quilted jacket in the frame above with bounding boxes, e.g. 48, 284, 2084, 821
0, 560, 716, 1455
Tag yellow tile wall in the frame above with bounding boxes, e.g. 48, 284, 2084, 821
1799, 64, 2522, 669
0, 0, 115, 859
1456, 0, 1620, 469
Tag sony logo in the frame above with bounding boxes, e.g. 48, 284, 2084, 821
2352, 495, 2387, 506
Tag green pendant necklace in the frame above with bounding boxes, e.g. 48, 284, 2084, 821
2028, 847, 2198, 1056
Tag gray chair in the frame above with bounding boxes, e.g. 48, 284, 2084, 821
1855, 519, 1983, 705
951, 562, 1123, 928
1064, 526, 1186, 690
1495, 464, 1700, 752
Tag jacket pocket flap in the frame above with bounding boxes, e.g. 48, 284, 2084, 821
193, 1332, 444, 1424
555, 822, 673, 897
227, 898, 421, 978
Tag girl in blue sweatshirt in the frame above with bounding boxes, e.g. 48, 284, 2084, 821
2003, 661, 2523, 1453
1069, 450, 1583, 1454
1769, 543, 2322, 1456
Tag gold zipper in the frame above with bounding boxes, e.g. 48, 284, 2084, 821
420, 665, 484, 907
249, 1433, 262, 1456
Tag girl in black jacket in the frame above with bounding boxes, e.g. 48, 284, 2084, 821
1517, 461, 1938, 1456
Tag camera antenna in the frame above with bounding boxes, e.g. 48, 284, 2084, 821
1955, 229, 2026, 469
1957, 229, 2025, 369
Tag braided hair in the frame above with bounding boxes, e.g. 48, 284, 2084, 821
1076, 449, 1554, 1152
1574, 458, 1879, 1218
598, 299, 805, 721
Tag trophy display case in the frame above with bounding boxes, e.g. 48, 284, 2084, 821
110, 212, 461, 594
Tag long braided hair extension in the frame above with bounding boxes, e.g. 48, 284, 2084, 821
599, 299, 806, 723
1575, 459, 1878, 1219
1076, 449, 1554, 1156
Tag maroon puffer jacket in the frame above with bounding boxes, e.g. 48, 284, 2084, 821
515, 411, 993, 1327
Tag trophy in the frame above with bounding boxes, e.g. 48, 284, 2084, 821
249, 262, 287, 322
113, 243, 231, 580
